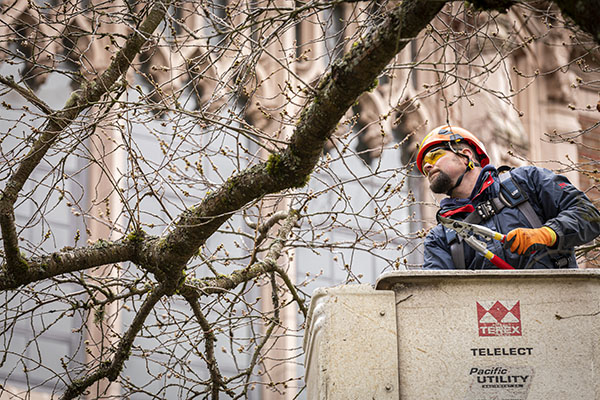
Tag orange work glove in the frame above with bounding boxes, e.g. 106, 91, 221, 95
504, 227, 557, 255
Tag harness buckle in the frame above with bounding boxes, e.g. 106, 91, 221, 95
475, 200, 497, 221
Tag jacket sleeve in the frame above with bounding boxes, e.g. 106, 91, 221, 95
423, 226, 455, 269
514, 166, 600, 250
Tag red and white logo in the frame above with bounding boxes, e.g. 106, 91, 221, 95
477, 300, 522, 337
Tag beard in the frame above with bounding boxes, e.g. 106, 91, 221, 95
429, 170, 454, 194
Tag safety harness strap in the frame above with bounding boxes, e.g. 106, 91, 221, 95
449, 170, 543, 269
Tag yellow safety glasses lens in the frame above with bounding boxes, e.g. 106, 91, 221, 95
422, 148, 447, 173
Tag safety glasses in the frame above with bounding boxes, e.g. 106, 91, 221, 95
422, 148, 448, 174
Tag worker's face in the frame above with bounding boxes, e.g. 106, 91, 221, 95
422, 147, 469, 194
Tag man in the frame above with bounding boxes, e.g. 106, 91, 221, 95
417, 125, 600, 269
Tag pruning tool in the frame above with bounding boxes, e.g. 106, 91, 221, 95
438, 215, 515, 270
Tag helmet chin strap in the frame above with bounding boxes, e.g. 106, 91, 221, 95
445, 141, 479, 196
445, 162, 472, 196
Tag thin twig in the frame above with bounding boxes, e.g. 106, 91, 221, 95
274, 265, 307, 318
0, 74, 53, 114
59, 283, 166, 400
183, 293, 235, 399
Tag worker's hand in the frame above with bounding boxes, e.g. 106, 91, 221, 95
504, 227, 557, 255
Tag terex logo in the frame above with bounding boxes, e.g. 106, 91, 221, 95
477, 300, 522, 337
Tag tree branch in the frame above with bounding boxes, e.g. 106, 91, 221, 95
246, 210, 290, 265
142, 0, 445, 271
468, 1, 600, 46
59, 283, 167, 400
183, 294, 235, 399
0, 239, 141, 290
0, 0, 172, 277
180, 210, 300, 297
552, 0, 600, 45
236, 321, 277, 400
0, 74, 53, 114
273, 265, 307, 318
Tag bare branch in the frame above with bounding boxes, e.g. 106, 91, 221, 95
274, 265, 307, 318
0, 239, 141, 290
142, 0, 445, 272
0, 0, 173, 276
183, 294, 234, 399
0, 74, 53, 114
181, 210, 300, 297
60, 283, 166, 400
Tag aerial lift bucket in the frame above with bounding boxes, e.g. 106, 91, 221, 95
303, 270, 600, 399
